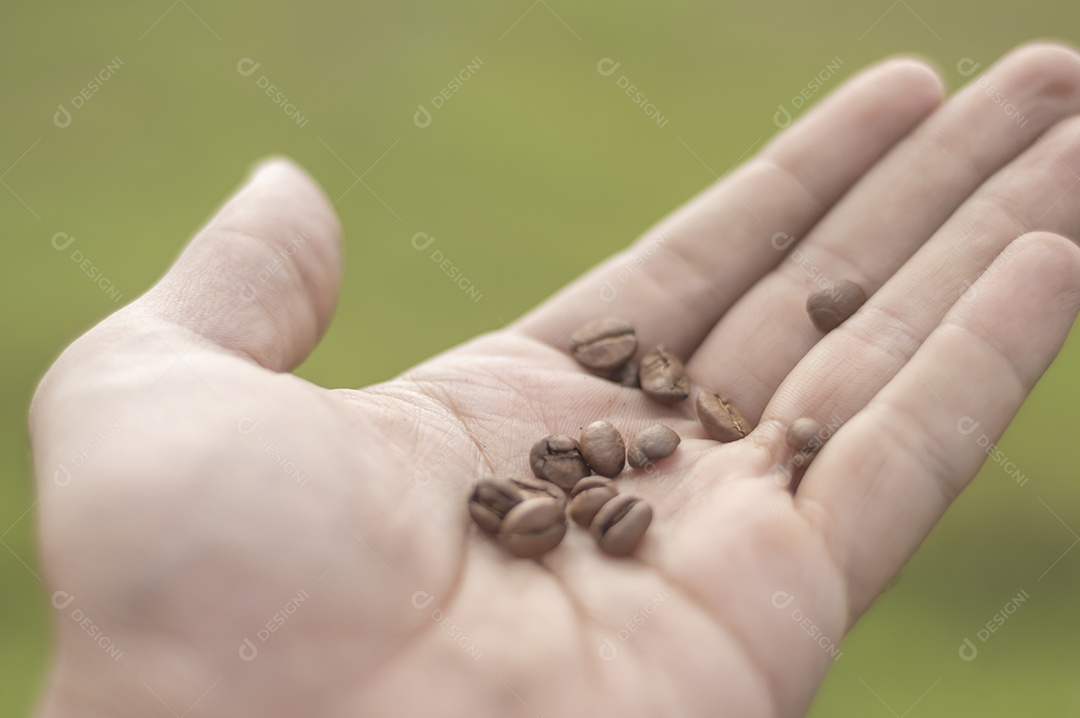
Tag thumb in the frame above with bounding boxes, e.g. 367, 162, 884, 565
141, 157, 343, 371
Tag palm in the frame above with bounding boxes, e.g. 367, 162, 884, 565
353, 331, 834, 716
360, 331, 834, 715
32, 45, 1080, 718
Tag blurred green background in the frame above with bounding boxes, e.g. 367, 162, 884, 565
3, 0, 1080, 715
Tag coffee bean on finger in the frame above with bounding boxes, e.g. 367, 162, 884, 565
570, 318, 637, 370
640, 345, 690, 403
806, 280, 867, 333
696, 392, 752, 443
786, 417, 827, 465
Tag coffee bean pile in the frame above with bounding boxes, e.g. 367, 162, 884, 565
468, 284, 859, 559
469, 420, 675, 559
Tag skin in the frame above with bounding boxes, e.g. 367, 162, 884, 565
28, 42, 1080, 718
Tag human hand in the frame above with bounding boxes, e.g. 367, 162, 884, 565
30, 43, 1080, 718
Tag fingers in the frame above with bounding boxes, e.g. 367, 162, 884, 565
796, 232, 1080, 621
761, 103, 1080, 440
512, 58, 944, 358
140, 158, 343, 371
689, 43, 1080, 418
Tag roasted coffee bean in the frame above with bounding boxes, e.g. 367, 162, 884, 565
530, 435, 591, 490
786, 417, 826, 465
498, 498, 568, 557
591, 494, 653, 556
696, 392, 751, 443
627, 424, 681, 469
571, 476, 614, 496
806, 280, 867, 333
510, 475, 569, 504
468, 478, 523, 533
570, 318, 637, 370
568, 477, 618, 527
467, 477, 566, 533
579, 421, 626, 477
639, 345, 690, 403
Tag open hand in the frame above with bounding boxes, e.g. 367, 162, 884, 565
30, 43, 1080, 718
